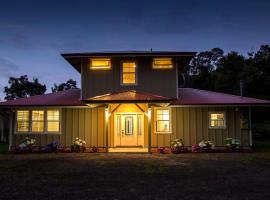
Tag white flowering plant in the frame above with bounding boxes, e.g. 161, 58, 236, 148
225, 138, 240, 151
16, 137, 36, 152
198, 140, 215, 152
170, 139, 188, 153
72, 137, 86, 152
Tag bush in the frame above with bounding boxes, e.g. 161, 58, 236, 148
253, 121, 270, 140
192, 140, 215, 152
225, 138, 240, 151
170, 139, 188, 153
71, 138, 86, 152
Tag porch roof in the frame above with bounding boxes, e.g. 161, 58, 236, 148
82, 90, 172, 103
171, 88, 270, 105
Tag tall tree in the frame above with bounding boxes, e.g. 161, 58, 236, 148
51, 79, 77, 92
4, 75, 46, 100
182, 48, 224, 90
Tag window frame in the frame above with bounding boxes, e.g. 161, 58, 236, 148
90, 58, 111, 70
152, 57, 173, 69
120, 60, 138, 86
16, 110, 30, 132
47, 110, 61, 133
31, 110, 45, 132
208, 111, 226, 129
154, 107, 172, 134
15, 108, 61, 135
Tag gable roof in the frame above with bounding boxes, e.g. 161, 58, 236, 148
172, 88, 270, 105
82, 90, 172, 103
0, 88, 269, 107
62, 50, 196, 73
0, 89, 85, 107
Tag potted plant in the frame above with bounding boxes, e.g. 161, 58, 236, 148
170, 139, 188, 153
225, 138, 240, 152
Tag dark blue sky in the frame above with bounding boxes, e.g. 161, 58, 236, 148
0, 0, 270, 99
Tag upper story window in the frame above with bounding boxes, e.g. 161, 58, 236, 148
209, 112, 226, 129
121, 62, 137, 85
152, 58, 173, 69
90, 58, 111, 70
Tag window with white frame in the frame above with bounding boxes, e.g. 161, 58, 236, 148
121, 62, 137, 85
209, 112, 226, 128
47, 110, 60, 132
16, 110, 60, 133
17, 110, 29, 132
32, 110, 44, 132
155, 108, 171, 133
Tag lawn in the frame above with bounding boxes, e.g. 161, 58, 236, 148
0, 152, 270, 200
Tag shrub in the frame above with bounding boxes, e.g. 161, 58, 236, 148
157, 146, 166, 154
170, 139, 188, 153
72, 138, 86, 152
225, 138, 240, 151
15, 137, 36, 152
192, 140, 215, 152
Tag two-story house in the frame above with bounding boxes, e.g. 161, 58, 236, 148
0, 51, 269, 152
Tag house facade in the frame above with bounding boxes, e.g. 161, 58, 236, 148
0, 51, 269, 152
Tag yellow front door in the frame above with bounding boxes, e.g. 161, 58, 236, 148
114, 114, 144, 147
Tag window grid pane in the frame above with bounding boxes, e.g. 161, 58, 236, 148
32, 110, 44, 132
153, 58, 173, 69
156, 109, 171, 133
47, 110, 60, 132
210, 113, 225, 128
17, 111, 29, 132
91, 58, 111, 70
122, 62, 136, 84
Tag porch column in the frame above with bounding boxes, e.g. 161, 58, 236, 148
148, 107, 152, 153
8, 110, 13, 151
248, 106, 253, 147
105, 107, 109, 153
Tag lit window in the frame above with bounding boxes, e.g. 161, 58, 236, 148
122, 62, 136, 85
90, 58, 111, 70
209, 112, 226, 128
17, 111, 29, 132
153, 58, 173, 69
32, 110, 44, 132
155, 109, 171, 133
47, 110, 60, 132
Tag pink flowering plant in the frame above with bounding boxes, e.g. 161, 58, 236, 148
170, 139, 188, 153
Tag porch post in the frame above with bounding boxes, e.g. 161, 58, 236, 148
148, 107, 152, 153
248, 106, 253, 147
105, 107, 109, 153
8, 110, 13, 151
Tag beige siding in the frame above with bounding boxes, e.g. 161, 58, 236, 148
12, 106, 250, 149
151, 106, 250, 148
12, 107, 106, 148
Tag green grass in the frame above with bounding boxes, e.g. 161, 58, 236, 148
0, 143, 8, 153
254, 140, 270, 152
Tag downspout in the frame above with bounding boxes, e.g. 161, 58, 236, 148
248, 106, 253, 147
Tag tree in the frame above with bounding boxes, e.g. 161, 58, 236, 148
51, 79, 77, 92
4, 75, 46, 100
182, 48, 224, 90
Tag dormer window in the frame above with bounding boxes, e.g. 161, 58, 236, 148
152, 58, 173, 69
90, 58, 111, 70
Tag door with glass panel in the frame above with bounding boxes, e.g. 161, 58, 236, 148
114, 114, 144, 147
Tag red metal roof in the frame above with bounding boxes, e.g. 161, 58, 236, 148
82, 90, 172, 103
0, 89, 85, 107
171, 88, 270, 105
0, 88, 269, 107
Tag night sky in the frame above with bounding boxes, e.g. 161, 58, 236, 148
0, 0, 270, 99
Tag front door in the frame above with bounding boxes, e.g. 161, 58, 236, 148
114, 114, 144, 147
